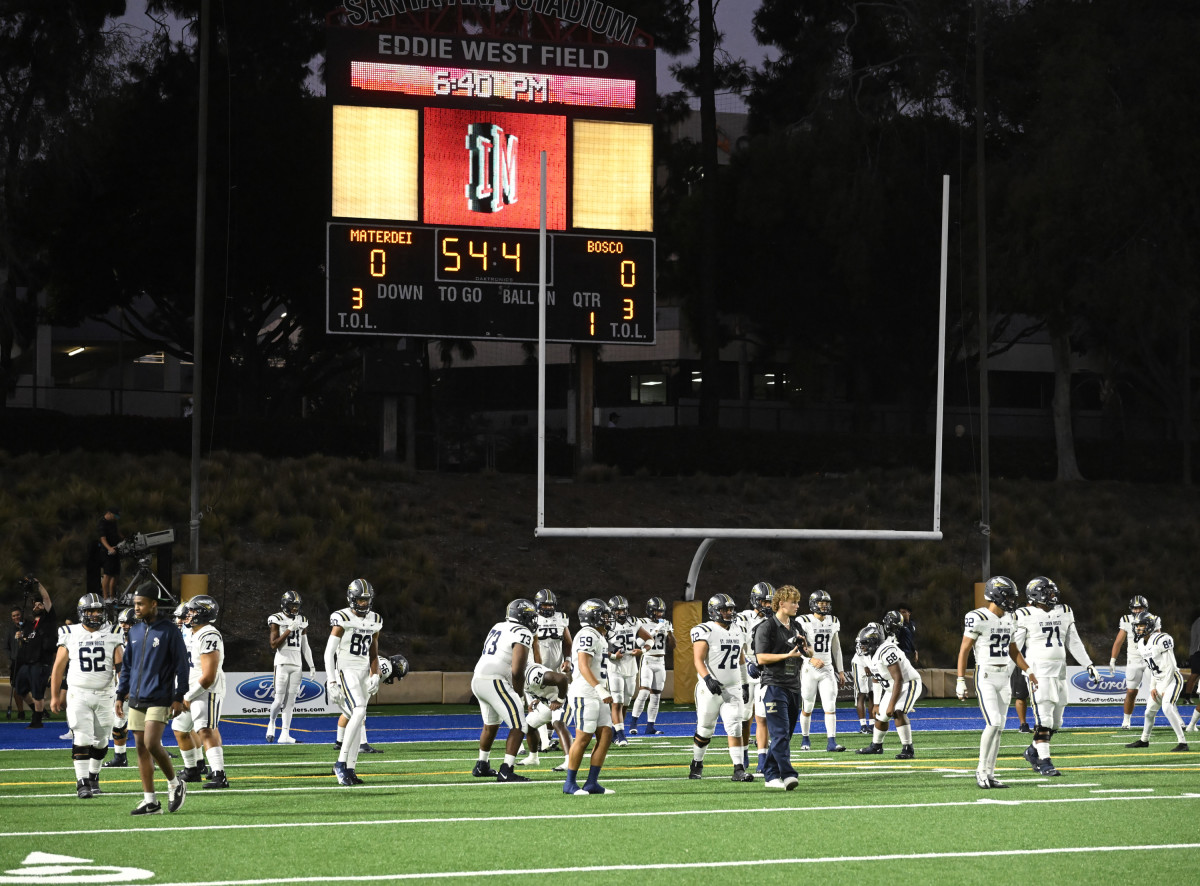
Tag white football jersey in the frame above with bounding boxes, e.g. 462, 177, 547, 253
474, 620, 534, 680
690, 620, 746, 688
1012, 604, 1089, 675
870, 637, 920, 688
534, 611, 570, 669
963, 607, 1016, 667
1118, 613, 1161, 660
569, 625, 610, 699
639, 616, 673, 657
268, 611, 310, 666
330, 608, 383, 673
607, 616, 640, 671
1136, 631, 1180, 683
738, 610, 766, 664
524, 663, 563, 703
57, 623, 124, 692
796, 613, 842, 672
188, 623, 227, 697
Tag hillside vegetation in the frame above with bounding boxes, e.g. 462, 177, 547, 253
2, 451, 1197, 672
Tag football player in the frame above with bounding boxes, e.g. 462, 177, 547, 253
183, 595, 229, 788
519, 662, 572, 768
50, 594, 125, 798
1010, 576, 1100, 777
531, 589, 572, 750
1109, 595, 1161, 729
955, 576, 1037, 789
604, 595, 639, 747
563, 598, 616, 795
266, 590, 314, 744
850, 634, 875, 734
856, 621, 922, 758
628, 596, 674, 735
689, 593, 754, 782
325, 579, 383, 786
1124, 612, 1189, 752
103, 607, 137, 769
740, 582, 773, 772
796, 589, 847, 752
169, 603, 207, 784
470, 598, 536, 783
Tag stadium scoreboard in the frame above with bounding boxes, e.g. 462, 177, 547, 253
326, 27, 656, 344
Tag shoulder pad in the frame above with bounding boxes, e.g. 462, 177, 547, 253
1061, 604, 1073, 613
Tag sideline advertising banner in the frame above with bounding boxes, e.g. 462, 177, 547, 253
223, 671, 340, 716
1065, 665, 1148, 704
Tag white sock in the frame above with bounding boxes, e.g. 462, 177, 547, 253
205, 746, 225, 773
799, 713, 811, 737
1165, 705, 1186, 743
647, 693, 661, 723
337, 724, 346, 742
896, 724, 912, 745
1121, 713, 1131, 726
144, 791, 156, 803
281, 709, 294, 736
74, 760, 90, 781
872, 727, 886, 744
727, 746, 742, 767
1189, 708, 1200, 728
631, 690, 649, 718
824, 713, 837, 739
181, 747, 200, 768
1035, 741, 1051, 760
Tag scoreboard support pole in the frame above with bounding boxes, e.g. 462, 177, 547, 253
575, 345, 596, 471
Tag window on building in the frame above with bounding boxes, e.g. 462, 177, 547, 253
629, 373, 667, 404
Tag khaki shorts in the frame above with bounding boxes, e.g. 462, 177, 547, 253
128, 705, 172, 731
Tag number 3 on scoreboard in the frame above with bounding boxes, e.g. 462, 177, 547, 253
623, 298, 634, 320
351, 287, 364, 310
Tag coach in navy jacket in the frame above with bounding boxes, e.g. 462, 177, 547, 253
115, 581, 190, 814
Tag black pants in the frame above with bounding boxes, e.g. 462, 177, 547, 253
762, 684, 800, 782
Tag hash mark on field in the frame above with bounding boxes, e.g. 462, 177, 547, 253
1038, 782, 1100, 788
1091, 788, 1154, 793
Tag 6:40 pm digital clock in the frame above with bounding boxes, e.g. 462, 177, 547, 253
326, 223, 655, 345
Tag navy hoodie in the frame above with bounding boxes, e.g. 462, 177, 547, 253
117, 613, 190, 706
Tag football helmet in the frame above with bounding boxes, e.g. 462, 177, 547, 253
607, 595, 630, 624
1025, 576, 1059, 608
281, 590, 302, 617
382, 653, 409, 684
173, 603, 191, 626
117, 607, 137, 630
857, 623, 885, 656
646, 596, 666, 620
578, 597, 612, 630
983, 576, 1019, 612
1131, 611, 1157, 642
506, 598, 538, 630
534, 588, 558, 618
750, 582, 774, 614
77, 593, 106, 629
706, 593, 737, 627
881, 610, 904, 637
1128, 595, 1149, 615
187, 595, 219, 626
809, 589, 832, 616
347, 579, 375, 615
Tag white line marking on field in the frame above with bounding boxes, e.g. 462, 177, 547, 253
132, 843, 1200, 885
1037, 782, 1099, 788
1091, 789, 1154, 794
1, 793, 1198, 840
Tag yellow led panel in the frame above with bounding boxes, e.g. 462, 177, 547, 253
332, 105, 419, 220
572, 121, 653, 232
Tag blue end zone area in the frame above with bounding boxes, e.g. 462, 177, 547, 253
0, 703, 1158, 752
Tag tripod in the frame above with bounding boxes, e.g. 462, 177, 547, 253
111, 555, 177, 616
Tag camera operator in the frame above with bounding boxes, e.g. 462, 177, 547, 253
6, 606, 28, 719
13, 578, 57, 729
97, 508, 123, 603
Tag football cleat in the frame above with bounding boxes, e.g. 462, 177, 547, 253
1019, 723, 1033, 733
975, 772, 991, 790
616, 738, 629, 748
799, 738, 812, 751
987, 776, 1008, 789
545, 737, 561, 751
688, 760, 703, 779
277, 735, 299, 744
103, 754, 128, 768
334, 740, 342, 750
76, 779, 94, 799
359, 743, 381, 754
1125, 739, 1150, 748
167, 779, 187, 812
731, 766, 754, 783
180, 766, 204, 783
517, 754, 540, 766
203, 771, 229, 789
348, 770, 364, 785
496, 764, 531, 783
87, 773, 102, 795
1120, 723, 1134, 730
551, 761, 568, 772
856, 743, 883, 755
627, 727, 639, 736
131, 800, 163, 815
827, 739, 845, 752
578, 783, 614, 794
1169, 743, 1189, 752
265, 734, 276, 743
1038, 760, 1062, 777
333, 762, 353, 786
859, 724, 872, 734
472, 761, 498, 778
644, 725, 663, 736
1186, 724, 1198, 733
895, 745, 915, 760
1023, 745, 1041, 771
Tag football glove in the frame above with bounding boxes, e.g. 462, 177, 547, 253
367, 674, 380, 695
741, 683, 750, 703
747, 662, 761, 680
326, 680, 341, 702
703, 674, 722, 694
1109, 657, 1117, 675
1086, 665, 1100, 683
955, 676, 967, 700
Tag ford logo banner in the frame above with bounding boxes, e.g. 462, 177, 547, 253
235, 675, 326, 703
1070, 669, 1126, 694
224, 673, 339, 715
